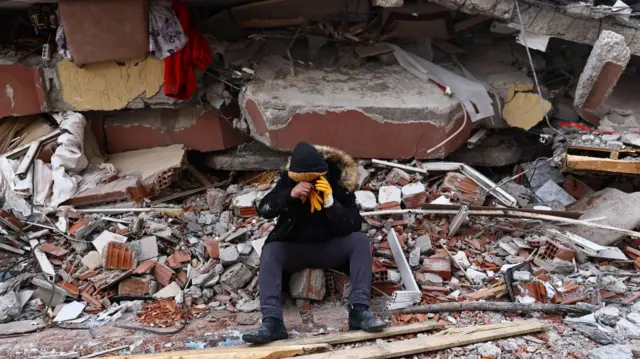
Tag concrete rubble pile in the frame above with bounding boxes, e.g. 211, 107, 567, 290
0, 136, 640, 357
3, 0, 640, 357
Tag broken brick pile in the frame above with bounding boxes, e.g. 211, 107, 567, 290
0, 155, 639, 350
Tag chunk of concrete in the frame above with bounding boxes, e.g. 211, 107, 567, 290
616, 318, 640, 339
290, 268, 326, 300
378, 186, 401, 204
589, 345, 633, 359
415, 235, 433, 254
402, 182, 427, 209
355, 191, 377, 210
81, 251, 102, 270
0, 292, 20, 323
240, 64, 468, 159
153, 282, 182, 299
127, 236, 158, 262
595, 306, 621, 326
219, 245, 240, 265
567, 188, 640, 246
220, 263, 253, 290
574, 30, 631, 125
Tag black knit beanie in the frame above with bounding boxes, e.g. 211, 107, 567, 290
289, 142, 328, 173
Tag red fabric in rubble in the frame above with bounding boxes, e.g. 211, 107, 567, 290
164, 0, 212, 100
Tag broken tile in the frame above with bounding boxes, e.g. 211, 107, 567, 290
53, 301, 86, 323
102, 242, 137, 270
153, 262, 176, 287
39, 243, 68, 257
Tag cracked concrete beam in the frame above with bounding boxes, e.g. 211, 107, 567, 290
240, 64, 470, 159
505, 4, 640, 56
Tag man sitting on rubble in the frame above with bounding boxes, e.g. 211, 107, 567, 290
242, 141, 387, 344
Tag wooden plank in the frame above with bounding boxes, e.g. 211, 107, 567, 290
102, 344, 329, 359
262, 321, 441, 347
463, 284, 507, 300
194, 321, 442, 354
295, 320, 547, 359
565, 154, 640, 175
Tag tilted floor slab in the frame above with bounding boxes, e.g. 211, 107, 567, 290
240, 64, 470, 159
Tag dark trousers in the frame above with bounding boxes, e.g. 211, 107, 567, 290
259, 232, 372, 319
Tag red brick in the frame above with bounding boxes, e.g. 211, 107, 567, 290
39, 243, 68, 257
118, 277, 151, 296
153, 262, 175, 287
78, 269, 99, 280
204, 238, 219, 259
377, 201, 401, 211
58, 281, 79, 297
514, 281, 548, 303
103, 242, 136, 270
386, 168, 411, 186
420, 285, 450, 293
236, 207, 258, 218
69, 216, 93, 236
81, 292, 103, 309
364, 217, 383, 227
403, 191, 427, 209
422, 256, 452, 280
134, 260, 156, 274
561, 291, 589, 304
625, 246, 640, 259
540, 240, 574, 262
175, 271, 187, 287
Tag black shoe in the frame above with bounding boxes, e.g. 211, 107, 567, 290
242, 317, 289, 344
348, 306, 388, 332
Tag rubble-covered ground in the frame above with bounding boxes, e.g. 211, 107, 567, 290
0, 151, 640, 358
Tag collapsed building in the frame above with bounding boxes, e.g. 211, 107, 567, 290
0, 0, 640, 358
1, 0, 639, 163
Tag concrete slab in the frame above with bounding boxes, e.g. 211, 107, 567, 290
241, 63, 469, 159
574, 30, 631, 125
89, 108, 248, 154
567, 188, 640, 246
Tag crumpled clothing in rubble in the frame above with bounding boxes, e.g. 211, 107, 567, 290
149, 0, 188, 59
0, 112, 89, 216
164, 0, 212, 100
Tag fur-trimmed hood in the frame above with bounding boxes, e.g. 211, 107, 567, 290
285, 145, 359, 192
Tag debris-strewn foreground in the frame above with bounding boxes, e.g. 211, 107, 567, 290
0, 127, 639, 358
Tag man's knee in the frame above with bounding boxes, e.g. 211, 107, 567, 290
261, 242, 286, 262
347, 232, 371, 250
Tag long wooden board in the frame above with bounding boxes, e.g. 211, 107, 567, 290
294, 319, 547, 359
100, 321, 442, 358
261, 320, 441, 347
101, 344, 330, 359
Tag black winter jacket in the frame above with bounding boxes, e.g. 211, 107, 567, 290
258, 145, 363, 244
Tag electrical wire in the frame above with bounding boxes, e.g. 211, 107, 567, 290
424, 101, 469, 156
